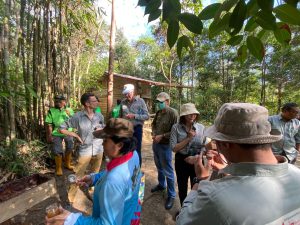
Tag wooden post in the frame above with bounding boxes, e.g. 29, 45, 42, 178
107, 0, 116, 116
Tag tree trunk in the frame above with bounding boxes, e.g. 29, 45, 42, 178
107, 0, 116, 116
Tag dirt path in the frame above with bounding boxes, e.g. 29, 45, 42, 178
1, 131, 180, 225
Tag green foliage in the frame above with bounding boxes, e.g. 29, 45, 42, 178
0, 139, 50, 177
139, 0, 300, 62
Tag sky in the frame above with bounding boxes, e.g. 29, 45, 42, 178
96, 0, 214, 42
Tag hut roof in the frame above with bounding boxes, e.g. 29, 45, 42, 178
104, 72, 192, 88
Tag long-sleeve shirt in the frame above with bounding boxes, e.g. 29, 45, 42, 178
64, 151, 142, 225
268, 114, 300, 161
152, 106, 178, 144
170, 122, 207, 155
60, 110, 104, 156
176, 156, 300, 225
121, 96, 149, 126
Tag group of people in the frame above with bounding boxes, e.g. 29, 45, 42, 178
45, 84, 149, 225
45, 84, 300, 224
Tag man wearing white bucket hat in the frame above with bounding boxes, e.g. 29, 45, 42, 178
121, 84, 149, 166
176, 103, 300, 225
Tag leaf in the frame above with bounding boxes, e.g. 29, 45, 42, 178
85, 38, 94, 47
167, 20, 179, 48
246, 36, 264, 61
148, 9, 161, 23
145, 0, 161, 15
177, 35, 192, 59
178, 13, 203, 34
273, 4, 300, 25
246, 0, 259, 17
209, 13, 231, 38
255, 10, 276, 30
237, 45, 247, 63
273, 22, 291, 44
229, 0, 247, 35
137, 0, 150, 6
226, 35, 243, 46
257, 29, 272, 42
214, 0, 238, 21
198, 3, 222, 20
244, 17, 259, 32
257, 0, 274, 11
284, 0, 299, 7
162, 0, 181, 22
25, 84, 39, 99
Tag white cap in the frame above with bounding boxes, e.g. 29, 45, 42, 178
122, 84, 135, 95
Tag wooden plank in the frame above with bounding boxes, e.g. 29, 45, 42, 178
0, 177, 57, 223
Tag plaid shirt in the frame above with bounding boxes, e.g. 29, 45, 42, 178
268, 114, 300, 161
121, 96, 149, 126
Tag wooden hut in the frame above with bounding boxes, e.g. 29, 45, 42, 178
97, 72, 191, 117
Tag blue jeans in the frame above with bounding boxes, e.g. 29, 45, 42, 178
153, 143, 176, 198
134, 125, 143, 166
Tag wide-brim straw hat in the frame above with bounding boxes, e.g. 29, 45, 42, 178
180, 103, 200, 117
204, 103, 282, 144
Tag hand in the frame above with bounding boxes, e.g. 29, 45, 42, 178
74, 134, 83, 144
194, 152, 211, 179
76, 175, 92, 188
45, 207, 70, 225
206, 150, 227, 171
152, 135, 163, 143
187, 129, 196, 139
125, 114, 135, 119
205, 141, 217, 151
65, 109, 70, 116
46, 136, 53, 143
184, 156, 197, 165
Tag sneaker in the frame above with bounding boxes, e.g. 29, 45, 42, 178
150, 184, 166, 193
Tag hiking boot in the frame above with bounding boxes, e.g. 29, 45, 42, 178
165, 197, 174, 210
151, 185, 166, 193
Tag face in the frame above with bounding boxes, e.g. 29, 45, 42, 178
55, 100, 66, 109
124, 91, 134, 101
86, 96, 98, 109
102, 137, 123, 159
184, 114, 197, 124
282, 107, 299, 120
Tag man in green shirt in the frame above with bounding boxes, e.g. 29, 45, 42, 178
45, 95, 74, 176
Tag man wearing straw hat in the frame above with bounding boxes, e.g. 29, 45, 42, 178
176, 103, 300, 225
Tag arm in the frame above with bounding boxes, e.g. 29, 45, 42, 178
163, 109, 179, 139
170, 124, 192, 153
134, 99, 149, 121
295, 124, 300, 152
46, 124, 53, 143
59, 116, 83, 144
74, 181, 126, 225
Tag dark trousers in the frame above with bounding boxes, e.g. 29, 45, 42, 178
175, 153, 196, 205
133, 125, 143, 166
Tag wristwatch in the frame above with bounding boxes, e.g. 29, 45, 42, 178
192, 177, 208, 186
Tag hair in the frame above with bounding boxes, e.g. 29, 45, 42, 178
80, 93, 95, 106
179, 114, 199, 124
110, 136, 137, 155
236, 143, 272, 151
282, 102, 298, 112
117, 99, 121, 105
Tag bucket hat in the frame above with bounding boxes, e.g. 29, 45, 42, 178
93, 118, 134, 138
122, 84, 135, 95
180, 103, 200, 117
204, 103, 282, 144
156, 92, 170, 102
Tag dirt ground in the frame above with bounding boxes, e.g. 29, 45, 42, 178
1, 130, 180, 225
